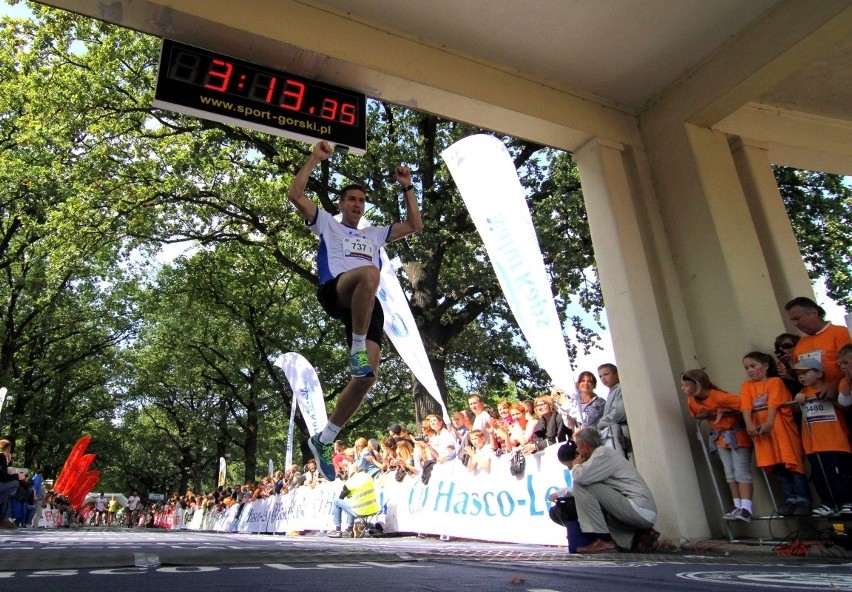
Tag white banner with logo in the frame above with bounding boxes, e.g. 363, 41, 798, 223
376, 249, 449, 421
187, 445, 571, 546
442, 134, 575, 391
274, 352, 329, 467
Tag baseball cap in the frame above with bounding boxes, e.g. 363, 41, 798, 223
387, 424, 402, 435
793, 358, 823, 372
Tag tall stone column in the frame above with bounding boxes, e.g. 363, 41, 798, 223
575, 138, 710, 542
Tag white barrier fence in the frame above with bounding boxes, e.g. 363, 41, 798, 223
33, 446, 571, 545
180, 445, 571, 545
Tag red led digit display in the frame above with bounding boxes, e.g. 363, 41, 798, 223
154, 39, 367, 154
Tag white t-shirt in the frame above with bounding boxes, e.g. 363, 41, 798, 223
309, 209, 391, 285
127, 495, 140, 511
429, 428, 457, 461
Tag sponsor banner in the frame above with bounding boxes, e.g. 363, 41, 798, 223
442, 135, 575, 391
285, 400, 297, 470
212, 504, 239, 532
377, 249, 449, 421
274, 352, 328, 437
189, 446, 570, 546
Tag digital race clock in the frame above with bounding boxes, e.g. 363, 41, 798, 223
153, 39, 367, 154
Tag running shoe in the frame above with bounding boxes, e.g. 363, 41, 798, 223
837, 503, 852, 516
722, 508, 740, 521
350, 350, 375, 377
308, 433, 336, 481
326, 529, 343, 538
812, 505, 836, 517
735, 508, 752, 523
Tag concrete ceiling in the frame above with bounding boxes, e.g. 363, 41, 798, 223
34, 0, 852, 172
315, 0, 781, 112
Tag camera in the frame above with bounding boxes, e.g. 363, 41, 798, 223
414, 435, 429, 442
557, 440, 578, 464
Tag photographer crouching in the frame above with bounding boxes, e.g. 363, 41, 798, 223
549, 427, 659, 554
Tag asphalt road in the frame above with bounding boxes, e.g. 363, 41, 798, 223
1, 528, 850, 591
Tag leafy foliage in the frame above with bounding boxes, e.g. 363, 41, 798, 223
773, 166, 852, 310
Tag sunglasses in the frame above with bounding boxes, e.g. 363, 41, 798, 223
778, 343, 795, 350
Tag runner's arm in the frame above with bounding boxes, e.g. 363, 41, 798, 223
388, 166, 423, 242
287, 141, 333, 221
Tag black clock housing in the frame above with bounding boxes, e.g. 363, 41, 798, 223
154, 39, 367, 154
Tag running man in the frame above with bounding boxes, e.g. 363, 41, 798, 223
288, 141, 423, 480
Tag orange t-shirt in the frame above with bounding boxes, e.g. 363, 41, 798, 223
688, 389, 752, 449
797, 385, 851, 454
793, 323, 851, 385
740, 377, 805, 472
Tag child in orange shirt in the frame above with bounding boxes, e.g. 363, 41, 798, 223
794, 357, 852, 516
682, 369, 754, 522
740, 351, 811, 517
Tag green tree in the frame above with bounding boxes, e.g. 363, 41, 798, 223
774, 166, 852, 310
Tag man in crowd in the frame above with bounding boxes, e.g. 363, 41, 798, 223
785, 296, 851, 400
567, 427, 658, 553
597, 363, 629, 456
288, 141, 423, 480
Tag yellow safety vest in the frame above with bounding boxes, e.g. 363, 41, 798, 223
346, 472, 379, 516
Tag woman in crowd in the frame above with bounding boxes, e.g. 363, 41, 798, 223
392, 439, 420, 478
496, 400, 514, 424
507, 402, 536, 447
774, 333, 802, 395
521, 395, 571, 454
484, 407, 511, 454
522, 400, 536, 423
414, 419, 437, 466
575, 371, 606, 429
425, 414, 458, 463
379, 437, 398, 472
332, 441, 348, 479
353, 437, 383, 477
740, 351, 811, 517
681, 368, 754, 522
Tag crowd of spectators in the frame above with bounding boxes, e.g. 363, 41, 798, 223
683, 296, 852, 523
1, 362, 627, 531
